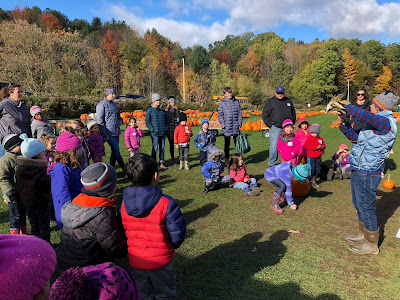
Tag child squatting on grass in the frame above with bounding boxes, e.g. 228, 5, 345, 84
121, 153, 186, 300
327, 144, 351, 181
193, 119, 216, 166
201, 147, 231, 194
264, 162, 311, 213
229, 153, 261, 196
277, 119, 301, 166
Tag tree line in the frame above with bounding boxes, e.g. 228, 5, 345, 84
1, 6, 399, 111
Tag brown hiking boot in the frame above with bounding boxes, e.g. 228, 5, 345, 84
348, 229, 379, 255
159, 162, 168, 171
345, 221, 364, 243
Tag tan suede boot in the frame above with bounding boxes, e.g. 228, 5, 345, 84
345, 221, 364, 243
184, 161, 190, 170
348, 229, 379, 255
179, 161, 183, 170
159, 162, 168, 170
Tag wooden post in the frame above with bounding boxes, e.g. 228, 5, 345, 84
182, 58, 186, 103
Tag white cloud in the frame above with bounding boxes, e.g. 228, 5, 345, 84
106, 0, 400, 47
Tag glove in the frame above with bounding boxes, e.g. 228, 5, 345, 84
326, 95, 350, 113
8, 194, 20, 204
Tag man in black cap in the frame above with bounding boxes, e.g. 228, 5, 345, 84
262, 86, 296, 166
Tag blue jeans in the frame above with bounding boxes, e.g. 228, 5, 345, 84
107, 135, 122, 161
351, 170, 381, 231
268, 125, 282, 167
151, 135, 166, 162
309, 157, 321, 176
233, 178, 257, 194
199, 151, 207, 166
271, 179, 287, 196
8, 201, 26, 231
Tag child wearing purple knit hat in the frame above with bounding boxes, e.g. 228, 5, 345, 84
48, 132, 83, 229
49, 262, 140, 300
0, 234, 56, 300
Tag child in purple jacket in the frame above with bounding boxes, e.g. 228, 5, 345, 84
327, 144, 351, 180
86, 121, 106, 163
125, 117, 144, 157
277, 119, 301, 165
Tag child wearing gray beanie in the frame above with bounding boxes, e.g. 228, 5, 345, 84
55, 163, 127, 274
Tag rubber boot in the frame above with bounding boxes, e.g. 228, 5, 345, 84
179, 161, 183, 170
333, 168, 343, 180
249, 187, 261, 196
184, 161, 190, 170
10, 229, 18, 235
348, 229, 379, 255
345, 221, 364, 243
311, 175, 320, 188
270, 192, 283, 213
327, 169, 334, 181
203, 184, 210, 194
343, 171, 351, 179
19, 225, 28, 235
159, 162, 168, 171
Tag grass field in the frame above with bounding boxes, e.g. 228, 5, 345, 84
2, 114, 400, 299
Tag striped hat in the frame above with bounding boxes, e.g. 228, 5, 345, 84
56, 132, 82, 152
373, 91, 399, 111
282, 119, 294, 129
81, 163, 117, 197
30, 106, 42, 117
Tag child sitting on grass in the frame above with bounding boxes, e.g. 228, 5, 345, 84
121, 153, 186, 300
327, 144, 351, 181
0, 134, 27, 234
305, 123, 326, 188
277, 119, 301, 165
201, 147, 231, 194
174, 112, 193, 170
294, 117, 310, 165
264, 162, 311, 213
229, 153, 260, 196
194, 119, 216, 166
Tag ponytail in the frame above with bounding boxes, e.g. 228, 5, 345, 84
1, 84, 21, 99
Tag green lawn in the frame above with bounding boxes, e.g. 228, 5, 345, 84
2, 114, 400, 299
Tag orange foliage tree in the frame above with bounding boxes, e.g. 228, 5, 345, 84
40, 12, 62, 32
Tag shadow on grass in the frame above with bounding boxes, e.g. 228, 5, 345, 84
176, 231, 341, 299
246, 149, 268, 164
183, 203, 218, 225
376, 187, 400, 245
384, 158, 397, 172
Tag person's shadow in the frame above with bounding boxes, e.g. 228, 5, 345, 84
175, 231, 341, 299
376, 187, 400, 245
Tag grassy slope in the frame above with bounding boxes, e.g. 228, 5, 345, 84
1, 114, 400, 299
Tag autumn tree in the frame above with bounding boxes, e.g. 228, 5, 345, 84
341, 48, 357, 85
102, 29, 121, 90
374, 66, 392, 94
215, 49, 230, 65
40, 12, 63, 32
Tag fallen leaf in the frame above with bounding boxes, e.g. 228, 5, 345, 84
288, 230, 300, 234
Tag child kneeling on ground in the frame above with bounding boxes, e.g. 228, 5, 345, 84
201, 147, 230, 194
327, 144, 351, 180
229, 153, 260, 196
122, 153, 186, 300
264, 162, 311, 213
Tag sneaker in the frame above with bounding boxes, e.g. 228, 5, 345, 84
203, 185, 209, 194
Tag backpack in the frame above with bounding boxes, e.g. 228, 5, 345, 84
235, 131, 251, 154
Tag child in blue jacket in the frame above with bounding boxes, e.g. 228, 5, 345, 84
264, 162, 311, 213
201, 147, 230, 194
194, 119, 216, 166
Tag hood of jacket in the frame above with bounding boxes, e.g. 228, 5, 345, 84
17, 156, 48, 168
123, 186, 163, 217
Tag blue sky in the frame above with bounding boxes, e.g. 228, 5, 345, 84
2, 0, 400, 47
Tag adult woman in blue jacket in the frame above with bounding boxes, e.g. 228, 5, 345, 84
218, 87, 242, 166
96, 88, 125, 171
145, 93, 169, 170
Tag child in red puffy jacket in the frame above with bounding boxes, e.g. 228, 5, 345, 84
174, 112, 193, 170
305, 123, 326, 188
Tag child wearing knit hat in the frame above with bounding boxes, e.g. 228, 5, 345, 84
277, 119, 301, 166
55, 163, 127, 274
0, 133, 27, 235
30, 105, 55, 139
294, 117, 310, 165
304, 123, 326, 188
327, 144, 351, 181
194, 118, 216, 166
174, 112, 193, 170
49, 262, 140, 300
48, 132, 83, 229
0, 234, 56, 300
16, 137, 51, 241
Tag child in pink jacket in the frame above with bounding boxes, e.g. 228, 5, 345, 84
277, 119, 300, 165
294, 117, 310, 165
125, 117, 144, 157
229, 153, 260, 196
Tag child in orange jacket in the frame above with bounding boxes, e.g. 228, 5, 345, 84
174, 112, 193, 170
305, 123, 326, 188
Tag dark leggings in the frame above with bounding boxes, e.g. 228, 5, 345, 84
271, 179, 287, 196
167, 135, 175, 161
224, 136, 237, 160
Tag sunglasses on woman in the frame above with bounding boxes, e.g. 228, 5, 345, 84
357, 93, 365, 96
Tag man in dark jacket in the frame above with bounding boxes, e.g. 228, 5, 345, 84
56, 163, 127, 274
262, 86, 296, 166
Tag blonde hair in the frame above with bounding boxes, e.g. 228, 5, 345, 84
65, 120, 79, 129
39, 133, 55, 149
60, 126, 75, 134
54, 149, 81, 169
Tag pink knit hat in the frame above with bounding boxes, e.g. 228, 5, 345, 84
30, 105, 43, 117
56, 132, 82, 152
297, 117, 310, 128
282, 119, 294, 129
0, 234, 56, 300
339, 144, 349, 151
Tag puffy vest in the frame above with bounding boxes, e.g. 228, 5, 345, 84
121, 196, 175, 270
349, 110, 397, 172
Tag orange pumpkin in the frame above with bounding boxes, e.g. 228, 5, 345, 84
291, 179, 310, 197
382, 174, 395, 189
80, 114, 88, 120
120, 112, 127, 119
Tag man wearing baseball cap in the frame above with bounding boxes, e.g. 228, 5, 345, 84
262, 85, 296, 167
